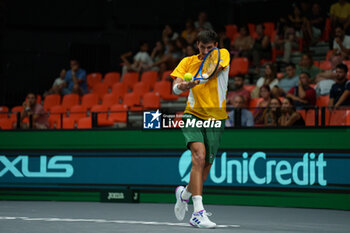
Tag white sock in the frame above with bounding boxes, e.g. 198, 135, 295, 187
192, 195, 204, 213
181, 186, 192, 200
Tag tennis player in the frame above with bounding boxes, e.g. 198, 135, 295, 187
171, 29, 230, 228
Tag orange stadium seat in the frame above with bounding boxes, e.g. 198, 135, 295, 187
112, 82, 127, 102
122, 72, 139, 89
43, 94, 61, 111
92, 82, 109, 100
10, 106, 23, 123
263, 22, 275, 38
109, 104, 128, 123
244, 85, 256, 93
62, 94, 80, 111
321, 18, 331, 42
123, 92, 141, 110
81, 93, 99, 109
225, 24, 238, 40
132, 82, 149, 99
319, 61, 331, 71
161, 70, 173, 81
140, 71, 158, 89
87, 72, 102, 89
0, 106, 9, 118
91, 104, 113, 126
62, 117, 75, 129
69, 105, 87, 123
329, 109, 348, 126
104, 72, 121, 88
49, 105, 66, 128
143, 92, 161, 110
0, 118, 13, 130
102, 93, 120, 109
77, 117, 92, 129
316, 96, 329, 107
153, 81, 178, 101
229, 57, 249, 77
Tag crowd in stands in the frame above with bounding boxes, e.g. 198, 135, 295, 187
1, 1, 350, 130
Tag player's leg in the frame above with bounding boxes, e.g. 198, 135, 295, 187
187, 141, 206, 196
202, 161, 212, 182
175, 114, 204, 221
189, 120, 225, 228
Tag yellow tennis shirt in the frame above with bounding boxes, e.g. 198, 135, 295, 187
171, 48, 230, 120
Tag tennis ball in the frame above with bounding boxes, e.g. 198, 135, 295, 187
184, 73, 193, 81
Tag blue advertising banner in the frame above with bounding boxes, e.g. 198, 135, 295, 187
0, 150, 349, 191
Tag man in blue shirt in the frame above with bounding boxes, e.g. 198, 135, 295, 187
329, 63, 350, 107
279, 63, 299, 94
226, 95, 254, 127
62, 59, 88, 95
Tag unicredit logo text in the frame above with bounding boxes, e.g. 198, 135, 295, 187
178, 151, 327, 186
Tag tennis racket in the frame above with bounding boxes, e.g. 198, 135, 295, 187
193, 48, 221, 80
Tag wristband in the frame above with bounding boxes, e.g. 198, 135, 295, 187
173, 83, 183, 95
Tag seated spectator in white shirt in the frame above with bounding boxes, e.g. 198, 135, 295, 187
333, 24, 350, 59
44, 69, 66, 97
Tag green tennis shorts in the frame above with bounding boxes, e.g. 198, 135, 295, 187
181, 113, 225, 164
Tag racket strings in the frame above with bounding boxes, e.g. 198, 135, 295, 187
203, 51, 219, 76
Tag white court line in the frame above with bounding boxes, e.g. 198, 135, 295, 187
0, 216, 240, 228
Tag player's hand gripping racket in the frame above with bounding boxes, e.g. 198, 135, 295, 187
193, 48, 221, 80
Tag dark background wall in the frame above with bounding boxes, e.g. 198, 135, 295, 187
0, 0, 333, 107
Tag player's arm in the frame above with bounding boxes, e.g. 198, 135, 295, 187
172, 77, 200, 95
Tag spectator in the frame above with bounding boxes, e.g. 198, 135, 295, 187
174, 37, 188, 58
279, 97, 305, 126
181, 19, 197, 45
194, 11, 213, 30
218, 26, 231, 51
330, 0, 350, 33
231, 25, 254, 58
150, 41, 166, 73
251, 23, 272, 69
274, 26, 299, 63
278, 62, 299, 94
162, 24, 179, 50
227, 75, 251, 107
20, 93, 49, 129
264, 97, 281, 126
151, 41, 181, 71
308, 3, 325, 43
254, 85, 272, 124
288, 4, 312, 46
332, 25, 350, 59
329, 63, 350, 108
286, 72, 316, 110
44, 69, 66, 97
252, 63, 279, 98
315, 55, 343, 82
226, 95, 254, 127
62, 59, 88, 95
185, 45, 196, 56
121, 41, 154, 75
296, 53, 322, 83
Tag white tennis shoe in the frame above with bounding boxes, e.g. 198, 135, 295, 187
189, 209, 216, 228
174, 186, 189, 221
